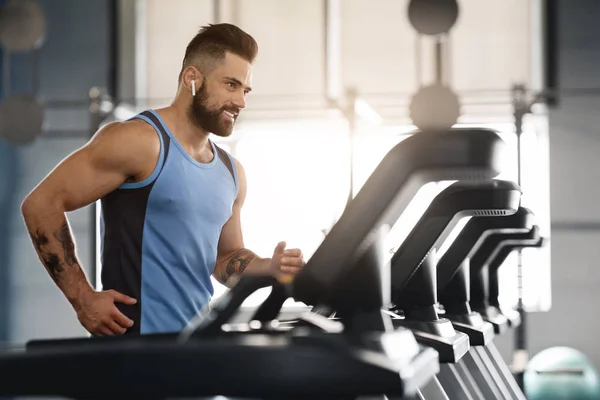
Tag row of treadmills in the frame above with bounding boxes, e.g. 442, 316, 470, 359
0, 127, 546, 399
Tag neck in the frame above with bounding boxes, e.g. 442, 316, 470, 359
161, 94, 211, 153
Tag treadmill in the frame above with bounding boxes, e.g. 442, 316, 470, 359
470, 223, 545, 392
436, 207, 537, 400
482, 225, 545, 328
468, 216, 539, 335
387, 179, 521, 400
0, 127, 507, 400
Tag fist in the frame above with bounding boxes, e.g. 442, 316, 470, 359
270, 241, 305, 282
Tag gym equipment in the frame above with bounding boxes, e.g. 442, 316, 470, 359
438, 207, 534, 332
406, 0, 462, 135
391, 180, 520, 359
389, 179, 521, 400
0, 0, 46, 51
251, 130, 510, 329
469, 221, 539, 334
292, 127, 505, 315
459, 222, 546, 400
524, 346, 600, 400
407, 0, 460, 36
486, 226, 545, 328
0, 127, 507, 399
437, 207, 536, 400
409, 83, 461, 132
466, 224, 547, 398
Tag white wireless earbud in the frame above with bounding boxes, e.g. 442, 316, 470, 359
191, 79, 196, 97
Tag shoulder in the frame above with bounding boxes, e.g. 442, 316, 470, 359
88, 119, 159, 157
91, 119, 157, 146
86, 119, 161, 176
230, 155, 245, 180
231, 155, 243, 173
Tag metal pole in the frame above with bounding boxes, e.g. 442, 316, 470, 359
323, 0, 351, 210
511, 83, 530, 389
434, 38, 444, 84
231, 0, 240, 25
323, 0, 342, 105
212, 0, 221, 23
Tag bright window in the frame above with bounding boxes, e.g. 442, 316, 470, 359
211, 117, 351, 306
495, 113, 552, 313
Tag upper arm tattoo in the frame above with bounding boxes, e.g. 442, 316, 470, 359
220, 249, 256, 283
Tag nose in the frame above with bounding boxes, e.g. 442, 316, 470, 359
233, 91, 246, 110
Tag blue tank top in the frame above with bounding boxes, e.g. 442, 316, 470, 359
99, 109, 238, 335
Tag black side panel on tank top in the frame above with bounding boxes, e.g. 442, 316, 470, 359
215, 145, 236, 184
100, 111, 171, 335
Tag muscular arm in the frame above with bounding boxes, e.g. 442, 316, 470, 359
21, 120, 158, 306
213, 160, 272, 287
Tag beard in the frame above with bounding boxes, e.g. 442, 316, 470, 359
187, 79, 237, 137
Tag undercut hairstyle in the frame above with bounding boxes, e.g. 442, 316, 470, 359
178, 23, 258, 83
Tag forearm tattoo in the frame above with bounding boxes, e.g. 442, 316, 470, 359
55, 221, 77, 266
221, 249, 256, 282
29, 221, 77, 283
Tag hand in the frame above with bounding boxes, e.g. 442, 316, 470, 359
73, 289, 137, 336
270, 241, 305, 283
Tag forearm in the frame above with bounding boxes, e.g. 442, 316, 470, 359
215, 248, 271, 287
21, 198, 93, 305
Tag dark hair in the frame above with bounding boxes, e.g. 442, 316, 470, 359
178, 23, 258, 82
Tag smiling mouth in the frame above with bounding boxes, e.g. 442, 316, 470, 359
223, 110, 238, 120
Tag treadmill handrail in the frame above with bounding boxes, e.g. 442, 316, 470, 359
390, 179, 521, 301
293, 128, 506, 308
180, 275, 280, 340
436, 207, 534, 294
487, 226, 543, 273
470, 221, 538, 274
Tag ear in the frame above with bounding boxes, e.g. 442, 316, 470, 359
182, 66, 203, 94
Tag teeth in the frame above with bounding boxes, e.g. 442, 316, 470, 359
224, 111, 235, 117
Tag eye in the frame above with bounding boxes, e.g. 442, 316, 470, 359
226, 82, 236, 89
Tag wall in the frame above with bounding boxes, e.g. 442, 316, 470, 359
492, 0, 600, 374
141, 0, 536, 101
0, 141, 20, 344
518, 0, 600, 370
0, 0, 12, 345
4, 0, 113, 344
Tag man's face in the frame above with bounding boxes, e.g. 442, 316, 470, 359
188, 52, 253, 137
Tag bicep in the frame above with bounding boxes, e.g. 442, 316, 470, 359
217, 204, 244, 258
41, 150, 126, 212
